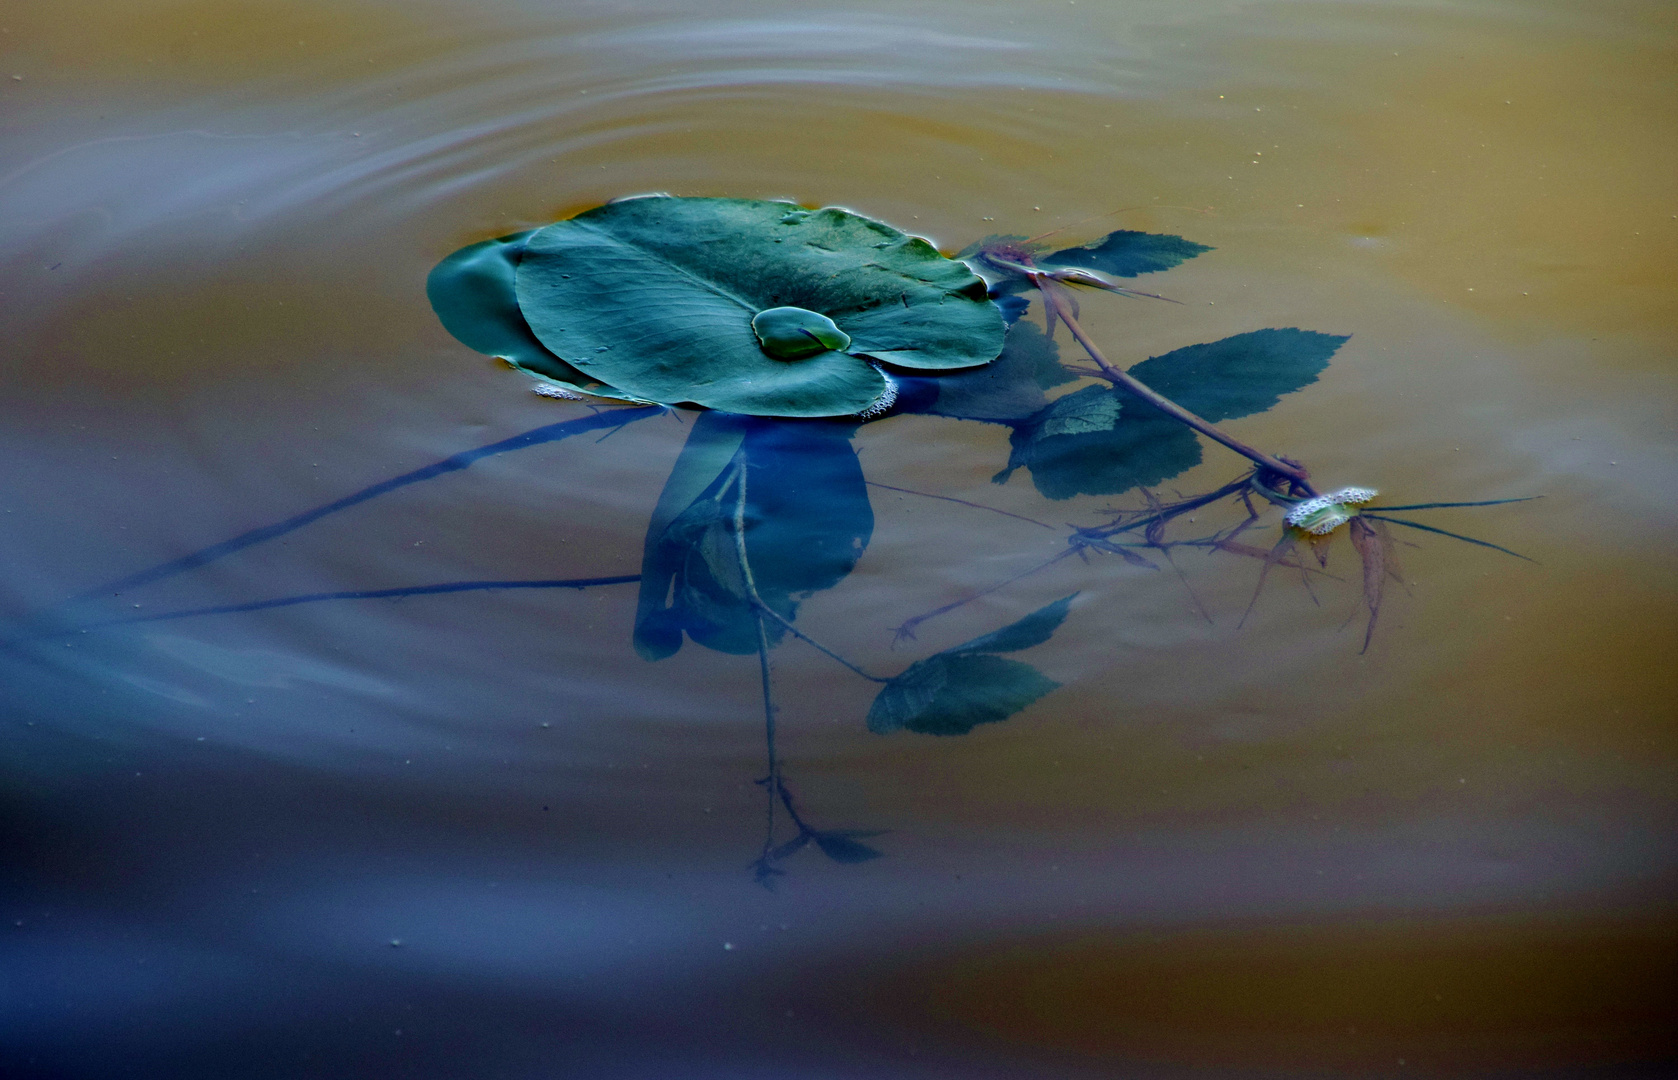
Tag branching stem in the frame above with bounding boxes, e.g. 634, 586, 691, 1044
1033, 275, 1319, 496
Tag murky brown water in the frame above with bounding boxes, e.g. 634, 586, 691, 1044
3, 1, 1674, 1076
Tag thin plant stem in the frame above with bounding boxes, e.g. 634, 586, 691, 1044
1370, 498, 1541, 512
893, 545, 1081, 642
865, 481, 1057, 530
1360, 514, 1536, 562
756, 610, 779, 859
62, 405, 662, 606
1034, 280, 1319, 495
17, 575, 641, 642
730, 458, 888, 683
1079, 475, 1254, 539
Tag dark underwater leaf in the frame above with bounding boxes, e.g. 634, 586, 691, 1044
509, 197, 1004, 417
1044, 230, 1211, 278
867, 653, 1059, 736
927, 321, 1075, 423
635, 412, 873, 659
1125, 328, 1347, 423
994, 293, 1031, 325
947, 593, 1076, 655
867, 594, 1072, 735
812, 831, 885, 863
995, 384, 1203, 500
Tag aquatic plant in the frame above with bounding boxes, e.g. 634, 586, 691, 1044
30, 195, 1535, 882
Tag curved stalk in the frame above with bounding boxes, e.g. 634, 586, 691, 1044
1032, 275, 1319, 496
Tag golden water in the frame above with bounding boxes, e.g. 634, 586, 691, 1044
2, 1, 1673, 1075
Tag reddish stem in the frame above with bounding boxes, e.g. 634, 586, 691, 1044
1032, 272, 1319, 497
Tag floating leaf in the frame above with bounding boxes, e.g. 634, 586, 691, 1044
506, 197, 1004, 417
425, 231, 631, 397
867, 595, 1073, 736
1044, 230, 1212, 278
1125, 328, 1347, 423
995, 385, 1203, 500
635, 413, 872, 659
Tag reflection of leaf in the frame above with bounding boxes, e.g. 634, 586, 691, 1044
868, 595, 1072, 736
995, 293, 1031, 326
948, 594, 1074, 654
635, 413, 873, 659
508, 197, 1004, 417
768, 834, 812, 862
868, 654, 1059, 736
994, 385, 1203, 500
812, 831, 885, 863
925, 321, 1075, 423
1038, 384, 1120, 437
1125, 328, 1347, 422
1045, 230, 1212, 278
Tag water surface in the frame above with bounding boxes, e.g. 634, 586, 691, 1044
2, 1, 1675, 1076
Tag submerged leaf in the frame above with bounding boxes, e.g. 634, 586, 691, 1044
995, 385, 1203, 500
867, 595, 1072, 735
635, 413, 873, 658
947, 594, 1075, 655
1044, 230, 1212, 278
1126, 328, 1347, 423
920, 320, 1075, 424
994, 293, 1032, 325
812, 831, 885, 863
867, 653, 1059, 736
509, 197, 1004, 417
1239, 530, 1298, 628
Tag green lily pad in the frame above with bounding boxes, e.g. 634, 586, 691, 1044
512, 197, 1005, 418
424, 230, 633, 398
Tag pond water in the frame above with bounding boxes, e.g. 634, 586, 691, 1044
2, 1, 1675, 1076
